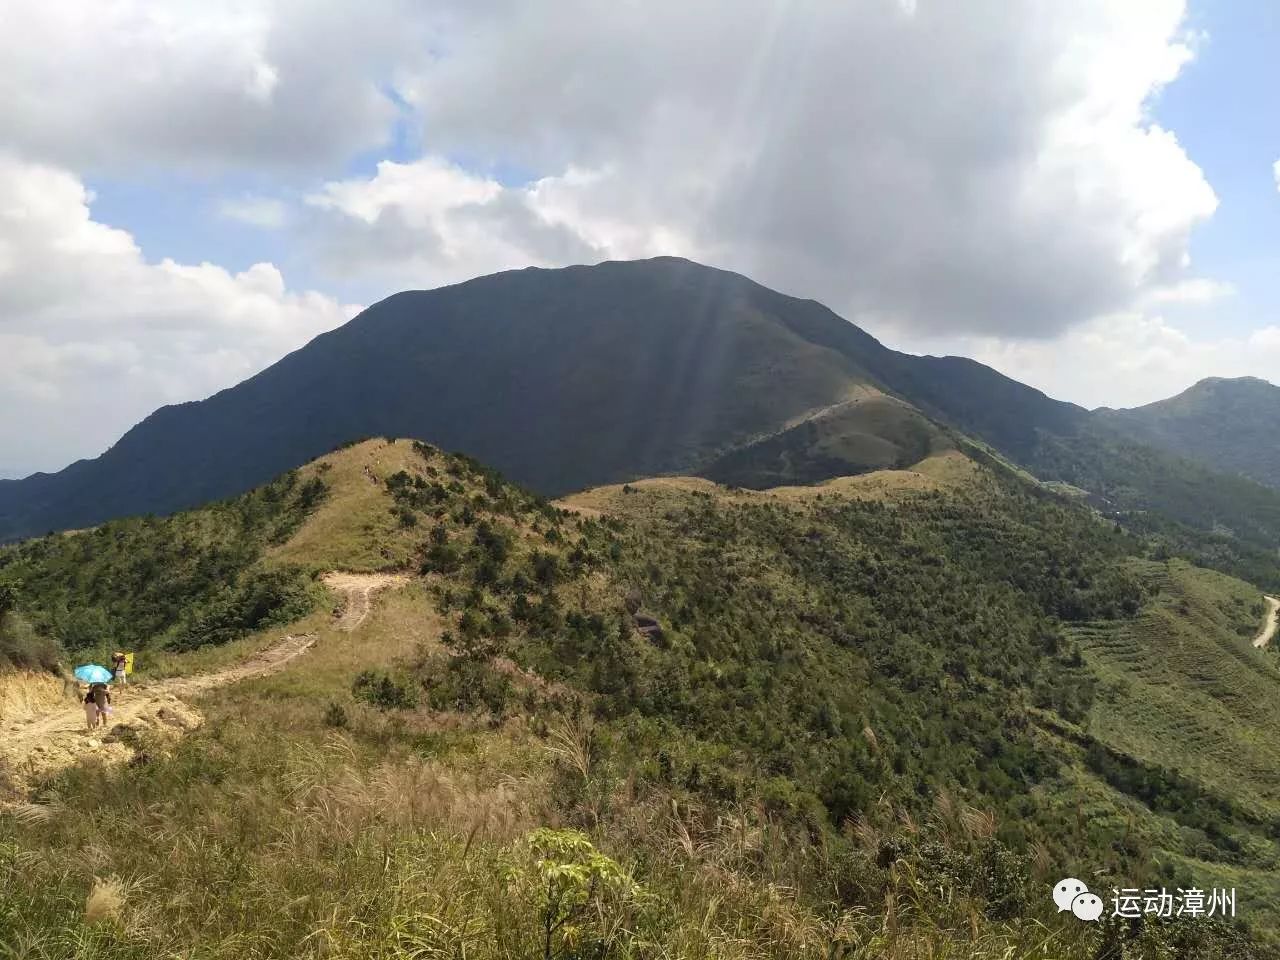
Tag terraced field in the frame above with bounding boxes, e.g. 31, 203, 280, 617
1055, 559, 1280, 932
1068, 560, 1280, 813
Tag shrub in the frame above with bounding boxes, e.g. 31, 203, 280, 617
323, 702, 349, 728
352, 670, 419, 710
503, 828, 645, 959
0, 609, 60, 671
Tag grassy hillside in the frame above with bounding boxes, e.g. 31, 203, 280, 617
0, 468, 328, 668
701, 394, 952, 488
1051, 559, 1280, 930
0, 259, 890, 540
7, 253, 1280, 609
1097, 377, 1280, 488
1028, 427, 1280, 590
4, 439, 1278, 957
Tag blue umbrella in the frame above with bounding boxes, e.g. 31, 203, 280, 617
74, 664, 113, 684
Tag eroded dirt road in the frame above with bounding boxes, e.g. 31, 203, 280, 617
322, 571, 410, 631
0, 634, 316, 795
1, 572, 408, 796
1254, 595, 1280, 649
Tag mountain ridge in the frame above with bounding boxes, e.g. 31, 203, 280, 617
3, 256, 1280, 587
1095, 375, 1280, 489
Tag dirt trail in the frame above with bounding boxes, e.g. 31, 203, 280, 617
322, 571, 410, 631
1, 572, 407, 796
1253, 595, 1280, 649
0, 633, 316, 795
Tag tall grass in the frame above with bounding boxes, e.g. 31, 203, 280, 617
4, 692, 1225, 960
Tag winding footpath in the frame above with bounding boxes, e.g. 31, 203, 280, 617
322, 571, 409, 631
1253, 595, 1280, 649
0, 572, 406, 796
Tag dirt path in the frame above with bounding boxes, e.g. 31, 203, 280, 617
1, 572, 408, 796
0, 633, 316, 795
1254, 595, 1280, 649
322, 571, 410, 631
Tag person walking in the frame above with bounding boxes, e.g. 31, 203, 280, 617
111, 651, 128, 686
89, 682, 111, 728
83, 688, 99, 730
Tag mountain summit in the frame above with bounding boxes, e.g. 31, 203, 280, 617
0, 257, 992, 539
4, 257, 1280, 567
1098, 376, 1280, 488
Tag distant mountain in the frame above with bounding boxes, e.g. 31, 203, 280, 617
0, 258, 930, 539
1096, 376, 1280, 488
4, 256, 1280, 577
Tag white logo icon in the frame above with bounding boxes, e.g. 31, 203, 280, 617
1072, 892, 1104, 921
1053, 878, 1088, 913
1053, 878, 1102, 921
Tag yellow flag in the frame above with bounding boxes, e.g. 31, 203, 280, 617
124, 652, 135, 675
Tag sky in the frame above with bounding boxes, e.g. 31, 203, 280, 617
2, 0, 1279, 478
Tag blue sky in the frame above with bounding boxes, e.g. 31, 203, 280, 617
1152, 1, 1280, 339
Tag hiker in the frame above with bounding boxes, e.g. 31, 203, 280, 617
82, 687, 99, 730
111, 651, 128, 686
90, 682, 111, 728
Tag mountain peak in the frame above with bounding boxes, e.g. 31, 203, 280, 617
1185, 375, 1276, 394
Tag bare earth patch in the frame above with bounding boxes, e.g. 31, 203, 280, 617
322, 571, 411, 631
1254, 595, 1280, 649
1, 570, 411, 796
0, 633, 315, 796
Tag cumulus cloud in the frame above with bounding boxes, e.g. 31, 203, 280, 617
933, 311, 1280, 411
0, 0, 428, 174
1, 0, 1221, 339
301, 0, 1213, 340
0, 155, 357, 477
0, 0, 1244, 474
304, 158, 691, 288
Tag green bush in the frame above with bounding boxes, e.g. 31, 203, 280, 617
0, 609, 60, 671
352, 670, 419, 710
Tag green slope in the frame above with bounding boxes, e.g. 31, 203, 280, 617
0, 468, 328, 668
1096, 376, 1280, 489
5, 439, 1277, 956
6, 256, 1280, 609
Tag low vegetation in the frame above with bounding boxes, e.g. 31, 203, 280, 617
0, 470, 328, 667
3, 439, 1279, 957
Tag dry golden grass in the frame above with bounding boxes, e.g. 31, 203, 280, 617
0, 670, 70, 725
270, 438, 427, 572
2, 560, 1111, 960
558, 449, 985, 520
83, 876, 126, 926
764, 450, 980, 502
141, 607, 332, 680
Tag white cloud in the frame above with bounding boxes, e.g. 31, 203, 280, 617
304, 157, 692, 288
939, 312, 1280, 410
1141, 278, 1235, 305
0, 0, 429, 174
0, 0, 1252, 475
216, 195, 289, 229
0, 155, 357, 477
279, 0, 1218, 341
0, 0, 1221, 340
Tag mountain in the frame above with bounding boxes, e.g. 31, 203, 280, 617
5, 438, 1278, 956
5, 257, 1280, 590
1096, 376, 1280, 488
0, 258, 925, 539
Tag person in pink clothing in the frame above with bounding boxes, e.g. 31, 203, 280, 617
83, 682, 111, 729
